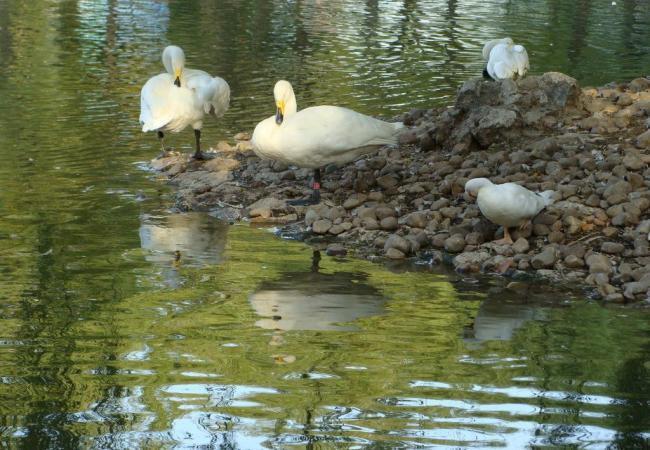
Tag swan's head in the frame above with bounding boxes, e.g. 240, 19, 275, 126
273, 80, 295, 125
465, 178, 493, 199
162, 45, 185, 87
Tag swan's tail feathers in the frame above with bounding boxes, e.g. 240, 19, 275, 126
141, 116, 171, 133
539, 190, 556, 207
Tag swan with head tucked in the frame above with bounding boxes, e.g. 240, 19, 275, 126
251, 80, 404, 205
481, 37, 529, 80
139, 45, 230, 160
465, 178, 554, 244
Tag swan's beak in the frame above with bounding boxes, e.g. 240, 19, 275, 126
275, 101, 285, 125
174, 69, 181, 87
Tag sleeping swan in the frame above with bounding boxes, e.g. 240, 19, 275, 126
251, 80, 404, 205
465, 178, 554, 244
139, 45, 230, 160
481, 37, 529, 81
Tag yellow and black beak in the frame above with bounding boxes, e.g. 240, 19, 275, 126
275, 101, 284, 125
174, 69, 181, 87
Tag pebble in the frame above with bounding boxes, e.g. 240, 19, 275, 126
326, 244, 347, 257
601, 242, 625, 254
586, 253, 612, 275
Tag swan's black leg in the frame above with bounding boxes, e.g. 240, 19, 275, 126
482, 67, 494, 80
157, 131, 165, 152
288, 168, 322, 206
192, 129, 204, 160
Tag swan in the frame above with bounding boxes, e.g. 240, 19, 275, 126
465, 178, 554, 244
251, 80, 404, 205
481, 38, 529, 80
139, 45, 230, 160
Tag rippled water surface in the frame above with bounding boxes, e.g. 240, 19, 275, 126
1, 1, 650, 448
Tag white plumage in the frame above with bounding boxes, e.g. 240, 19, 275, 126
251, 80, 403, 205
252, 80, 403, 168
482, 37, 530, 80
139, 45, 230, 159
465, 178, 554, 243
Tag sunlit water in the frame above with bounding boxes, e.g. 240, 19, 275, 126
1, 1, 650, 448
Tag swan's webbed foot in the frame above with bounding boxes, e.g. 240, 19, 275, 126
191, 150, 215, 161
493, 227, 513, 245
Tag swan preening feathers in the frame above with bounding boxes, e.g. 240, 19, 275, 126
139, 45, 230, 160
482, 37, 529, 80
465, 178, 555, 244
251, 80, 404, 205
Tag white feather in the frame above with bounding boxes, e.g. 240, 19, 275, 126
139, 46, 230, 135
251, 80, 403, 169
485, 40, 529, 80
465, 178, 554, 228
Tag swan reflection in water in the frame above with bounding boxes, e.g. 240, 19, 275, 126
464, 293, 547, 345
249, 251, 386, 331
139, 212, 228, 286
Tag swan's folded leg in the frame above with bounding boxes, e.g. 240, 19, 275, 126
288, 168, 321, 206
519, 219, 531, 231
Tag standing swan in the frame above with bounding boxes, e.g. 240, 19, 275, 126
251, 80, 403, 205
465, 178, 554, 244
139, 46, 230, 160
481, 38, 529, 81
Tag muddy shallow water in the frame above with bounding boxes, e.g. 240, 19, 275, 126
1, 1, 649, 448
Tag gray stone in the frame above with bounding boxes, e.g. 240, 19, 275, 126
312, 219, 332, 234
343, 193, 367, 210
385, 248, 406, 259
405, 212, 428, 229
564, 255, 584, 268
623, 274, 650, 299
586, 253, 612, 274
380, 216, 398, 230
512, 237, 530, 254
384, 234, 410, 254
444, 234, 466, 253
453, 251, 491, 272
601, 242, 625, 254
531, 246, 558, 269
326, 244, 347, 257
304, 209, 320, 226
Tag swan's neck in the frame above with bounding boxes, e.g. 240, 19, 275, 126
284, 93, 297, 117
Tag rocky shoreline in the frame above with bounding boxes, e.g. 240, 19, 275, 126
150, 72, 650, 303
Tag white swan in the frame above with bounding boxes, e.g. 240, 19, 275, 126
481, 37, 529, 80
251, 80, 404, 205
139, 45, 230, 160
465, 178, 554, 244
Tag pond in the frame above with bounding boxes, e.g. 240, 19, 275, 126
0, 0, 649, 448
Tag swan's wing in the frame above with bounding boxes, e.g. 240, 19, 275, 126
284, 106, 402, 155
185, 72, 230, 117
482, 37, 512, 60
140, 73, 176, 132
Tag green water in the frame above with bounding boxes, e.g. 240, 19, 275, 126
1, 1, 649, 448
